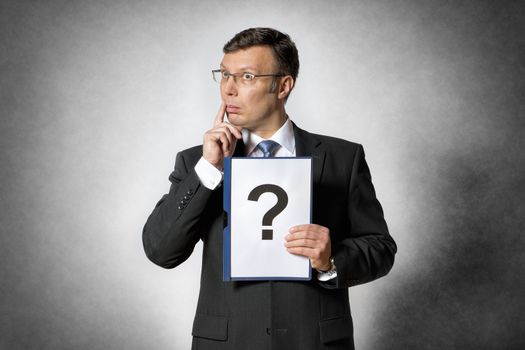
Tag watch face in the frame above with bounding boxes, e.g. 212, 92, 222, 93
329, 257, 336, 271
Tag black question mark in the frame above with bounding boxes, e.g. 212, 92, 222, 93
247, 184, 289, 240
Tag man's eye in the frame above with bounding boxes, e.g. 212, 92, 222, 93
222, 70, 232, 79
242, 73, 254, 81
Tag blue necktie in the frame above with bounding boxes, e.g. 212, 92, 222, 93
256, 140, 280, 158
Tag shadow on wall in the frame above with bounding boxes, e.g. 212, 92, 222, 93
373, 148, 525, 349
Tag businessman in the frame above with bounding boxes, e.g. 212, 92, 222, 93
143, 27, 397, 350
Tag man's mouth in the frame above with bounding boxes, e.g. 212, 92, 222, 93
226, 105, 240, 113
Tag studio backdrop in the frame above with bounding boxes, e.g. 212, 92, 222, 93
1, 1, 524, 349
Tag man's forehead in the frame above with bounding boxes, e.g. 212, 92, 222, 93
220, 61, 257, 69
220, 46, 276, 71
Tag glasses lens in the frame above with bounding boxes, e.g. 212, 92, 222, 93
212, 70, 221, 83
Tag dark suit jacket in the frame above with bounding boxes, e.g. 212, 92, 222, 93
143, 123, 397, 350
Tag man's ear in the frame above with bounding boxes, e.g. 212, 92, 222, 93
277, 76, 295, 100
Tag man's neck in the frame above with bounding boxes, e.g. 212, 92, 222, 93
250, 110, 288, 139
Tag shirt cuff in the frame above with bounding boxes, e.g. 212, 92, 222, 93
317, 270, 338, 282
195, 157, 223, 190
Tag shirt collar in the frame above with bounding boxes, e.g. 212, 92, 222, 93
242, 117, 295, 156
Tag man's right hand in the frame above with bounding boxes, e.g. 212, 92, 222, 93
202, 103, 243, 171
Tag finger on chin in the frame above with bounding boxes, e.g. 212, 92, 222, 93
214, 103, 226, 126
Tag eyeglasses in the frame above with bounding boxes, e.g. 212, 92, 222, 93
212, 69, 284, 84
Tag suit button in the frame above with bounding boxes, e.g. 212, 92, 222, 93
266, 328, 271, 335
177, 205, 183, 210
187, 189, 193, 195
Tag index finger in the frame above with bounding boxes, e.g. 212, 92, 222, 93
214, 103, 226, 127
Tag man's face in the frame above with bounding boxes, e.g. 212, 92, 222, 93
220, 45, 282, 134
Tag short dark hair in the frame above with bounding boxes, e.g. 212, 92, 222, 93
223, 27, 300, 82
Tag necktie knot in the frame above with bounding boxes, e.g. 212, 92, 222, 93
256, 140, 280, 157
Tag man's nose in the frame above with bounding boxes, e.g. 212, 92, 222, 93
223, 76, 237, 96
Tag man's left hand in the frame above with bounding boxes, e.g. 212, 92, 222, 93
285, 224, 332, 271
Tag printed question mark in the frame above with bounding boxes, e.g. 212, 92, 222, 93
247, 184, 289, 240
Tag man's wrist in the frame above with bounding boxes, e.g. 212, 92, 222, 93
316, 256, 337, 282
316, 256, 336, 273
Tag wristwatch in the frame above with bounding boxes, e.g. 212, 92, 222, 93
316, 256, 336, 273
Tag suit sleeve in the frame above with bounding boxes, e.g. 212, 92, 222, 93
328, 145, 397, 289
142, 151, 213, 269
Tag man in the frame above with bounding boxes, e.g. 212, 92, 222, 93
143, 27, 396, 350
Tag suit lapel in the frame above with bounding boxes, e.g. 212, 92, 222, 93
293, 123, 326, 186
233, 138, 246, 157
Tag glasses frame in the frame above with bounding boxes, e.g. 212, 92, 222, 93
212, 69, 285, 84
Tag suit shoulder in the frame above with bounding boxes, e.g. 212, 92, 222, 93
308, 131, 362, 152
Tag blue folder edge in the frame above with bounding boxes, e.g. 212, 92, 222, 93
223, 156, 232, 281
223, 156, 313, 282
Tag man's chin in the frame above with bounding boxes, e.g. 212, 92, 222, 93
226, 113, 244, 127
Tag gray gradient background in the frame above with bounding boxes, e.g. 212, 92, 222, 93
1, 0, 524, 349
